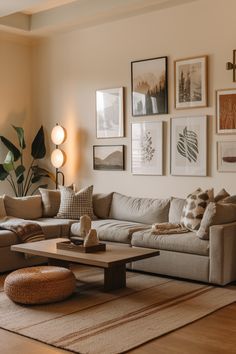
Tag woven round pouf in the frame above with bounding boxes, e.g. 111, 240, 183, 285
4, 266, 76, 305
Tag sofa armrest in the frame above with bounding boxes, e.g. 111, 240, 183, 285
209, 221, 236, 285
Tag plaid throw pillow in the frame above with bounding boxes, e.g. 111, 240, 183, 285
56, 185, 94, 219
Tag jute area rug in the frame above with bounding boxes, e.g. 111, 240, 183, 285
0, 265, 235, 354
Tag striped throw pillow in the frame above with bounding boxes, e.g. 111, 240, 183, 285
56, 185, 95, 220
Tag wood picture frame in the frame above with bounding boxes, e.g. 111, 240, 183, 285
93, 145, 125, 171
96, 87, 124, 138
174, 55, 208, 109
216, 88, 236, 134
131, 56, 168, 116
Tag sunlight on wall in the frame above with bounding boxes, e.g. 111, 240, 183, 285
63, 106, 80, 186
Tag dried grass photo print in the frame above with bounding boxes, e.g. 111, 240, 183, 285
217, 89, 236, 134
175, 56, 207, 109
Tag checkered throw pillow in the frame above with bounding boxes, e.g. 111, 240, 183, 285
56, 185, 95, 219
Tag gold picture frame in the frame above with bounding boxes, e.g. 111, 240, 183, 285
174, 55, 208, 109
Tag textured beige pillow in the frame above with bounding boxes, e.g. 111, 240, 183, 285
214, 188, 230, 202
197, 202, 236, 239
93, 193, 113, 219
0, 196, 7, 218
181, 188, 214, 231
4, 195, 42, 219
39, 189, 61, 217
56, 185, 95, 220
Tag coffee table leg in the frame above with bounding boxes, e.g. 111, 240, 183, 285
104, 264, 126, 291
48, 258, 70, 268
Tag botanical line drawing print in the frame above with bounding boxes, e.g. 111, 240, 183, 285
141, 131, 155, 162
177, 127, 199, 162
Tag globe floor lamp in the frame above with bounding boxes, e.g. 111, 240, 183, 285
51, 124, 66, 189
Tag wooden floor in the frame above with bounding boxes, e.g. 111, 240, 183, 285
1, 286, 236, 354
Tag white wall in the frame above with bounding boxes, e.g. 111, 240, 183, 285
0, 32, 32, 195
30, 0, 236, 198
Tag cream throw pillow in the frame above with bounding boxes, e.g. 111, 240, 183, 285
3, 195, 42, 219
56, 185, 95, 220
181, 188, 214, 231
197, 202, 236, 239
39, 189, 61, 217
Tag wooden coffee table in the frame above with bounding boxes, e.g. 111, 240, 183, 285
11, 238, 159, 291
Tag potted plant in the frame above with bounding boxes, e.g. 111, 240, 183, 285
0, 125, 54, 197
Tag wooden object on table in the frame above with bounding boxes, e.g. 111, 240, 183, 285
57, 240, 106, 253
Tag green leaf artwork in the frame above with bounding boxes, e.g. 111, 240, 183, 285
177, 126, 199, 163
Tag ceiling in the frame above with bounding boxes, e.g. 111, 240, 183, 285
0, 0, 198, 37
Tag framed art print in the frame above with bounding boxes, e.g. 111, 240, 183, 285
96, 87, 124, 138
171, 116, 207, 176
131, 121, 163, 175
216, 89, 236, 134
93, 145, 124, 171
174, 56, 208, 109
217, 141, 236, 172
131, 57, 168, 116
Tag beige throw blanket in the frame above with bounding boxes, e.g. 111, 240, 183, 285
151, 222, 189, 235
0, 218, 45, 243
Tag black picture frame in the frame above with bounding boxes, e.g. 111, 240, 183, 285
93, 145, 125, 171
131, 56, 168, 117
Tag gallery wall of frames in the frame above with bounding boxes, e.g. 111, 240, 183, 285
93, 55, 236, 175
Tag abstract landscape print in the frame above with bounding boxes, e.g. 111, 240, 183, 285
131, 121, 163, 175
93, 145, 124, 171
171, 116, 207, 176
175, 56, 207, 109
217, 141, 236, 172
216, 89, 236, 134
131, 57, 168, 116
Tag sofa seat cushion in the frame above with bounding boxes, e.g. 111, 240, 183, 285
109, 192, 170, 224
35, 218, 76, 238
131, 229, 209, 256
0, 230, 18, 248
71, 219, 149, 244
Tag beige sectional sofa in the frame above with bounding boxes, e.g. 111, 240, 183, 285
1, 191, 236, 286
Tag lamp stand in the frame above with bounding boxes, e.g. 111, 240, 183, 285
55, 168, 65, 189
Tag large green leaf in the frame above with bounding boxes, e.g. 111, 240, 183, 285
0, 164, 9, 180
17, 174, 24, 184
12, 125, 26, 149
15, 165, 25, 177
0, 136, 21, 161
3, 151, 14, 172
31, 126, 46, 159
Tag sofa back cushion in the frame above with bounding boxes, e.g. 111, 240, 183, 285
168, 197, 185, 223
109, 192, 170, 224
39, 189, 61, 217
4, 195, 42, 219
92, 193, 113, 219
